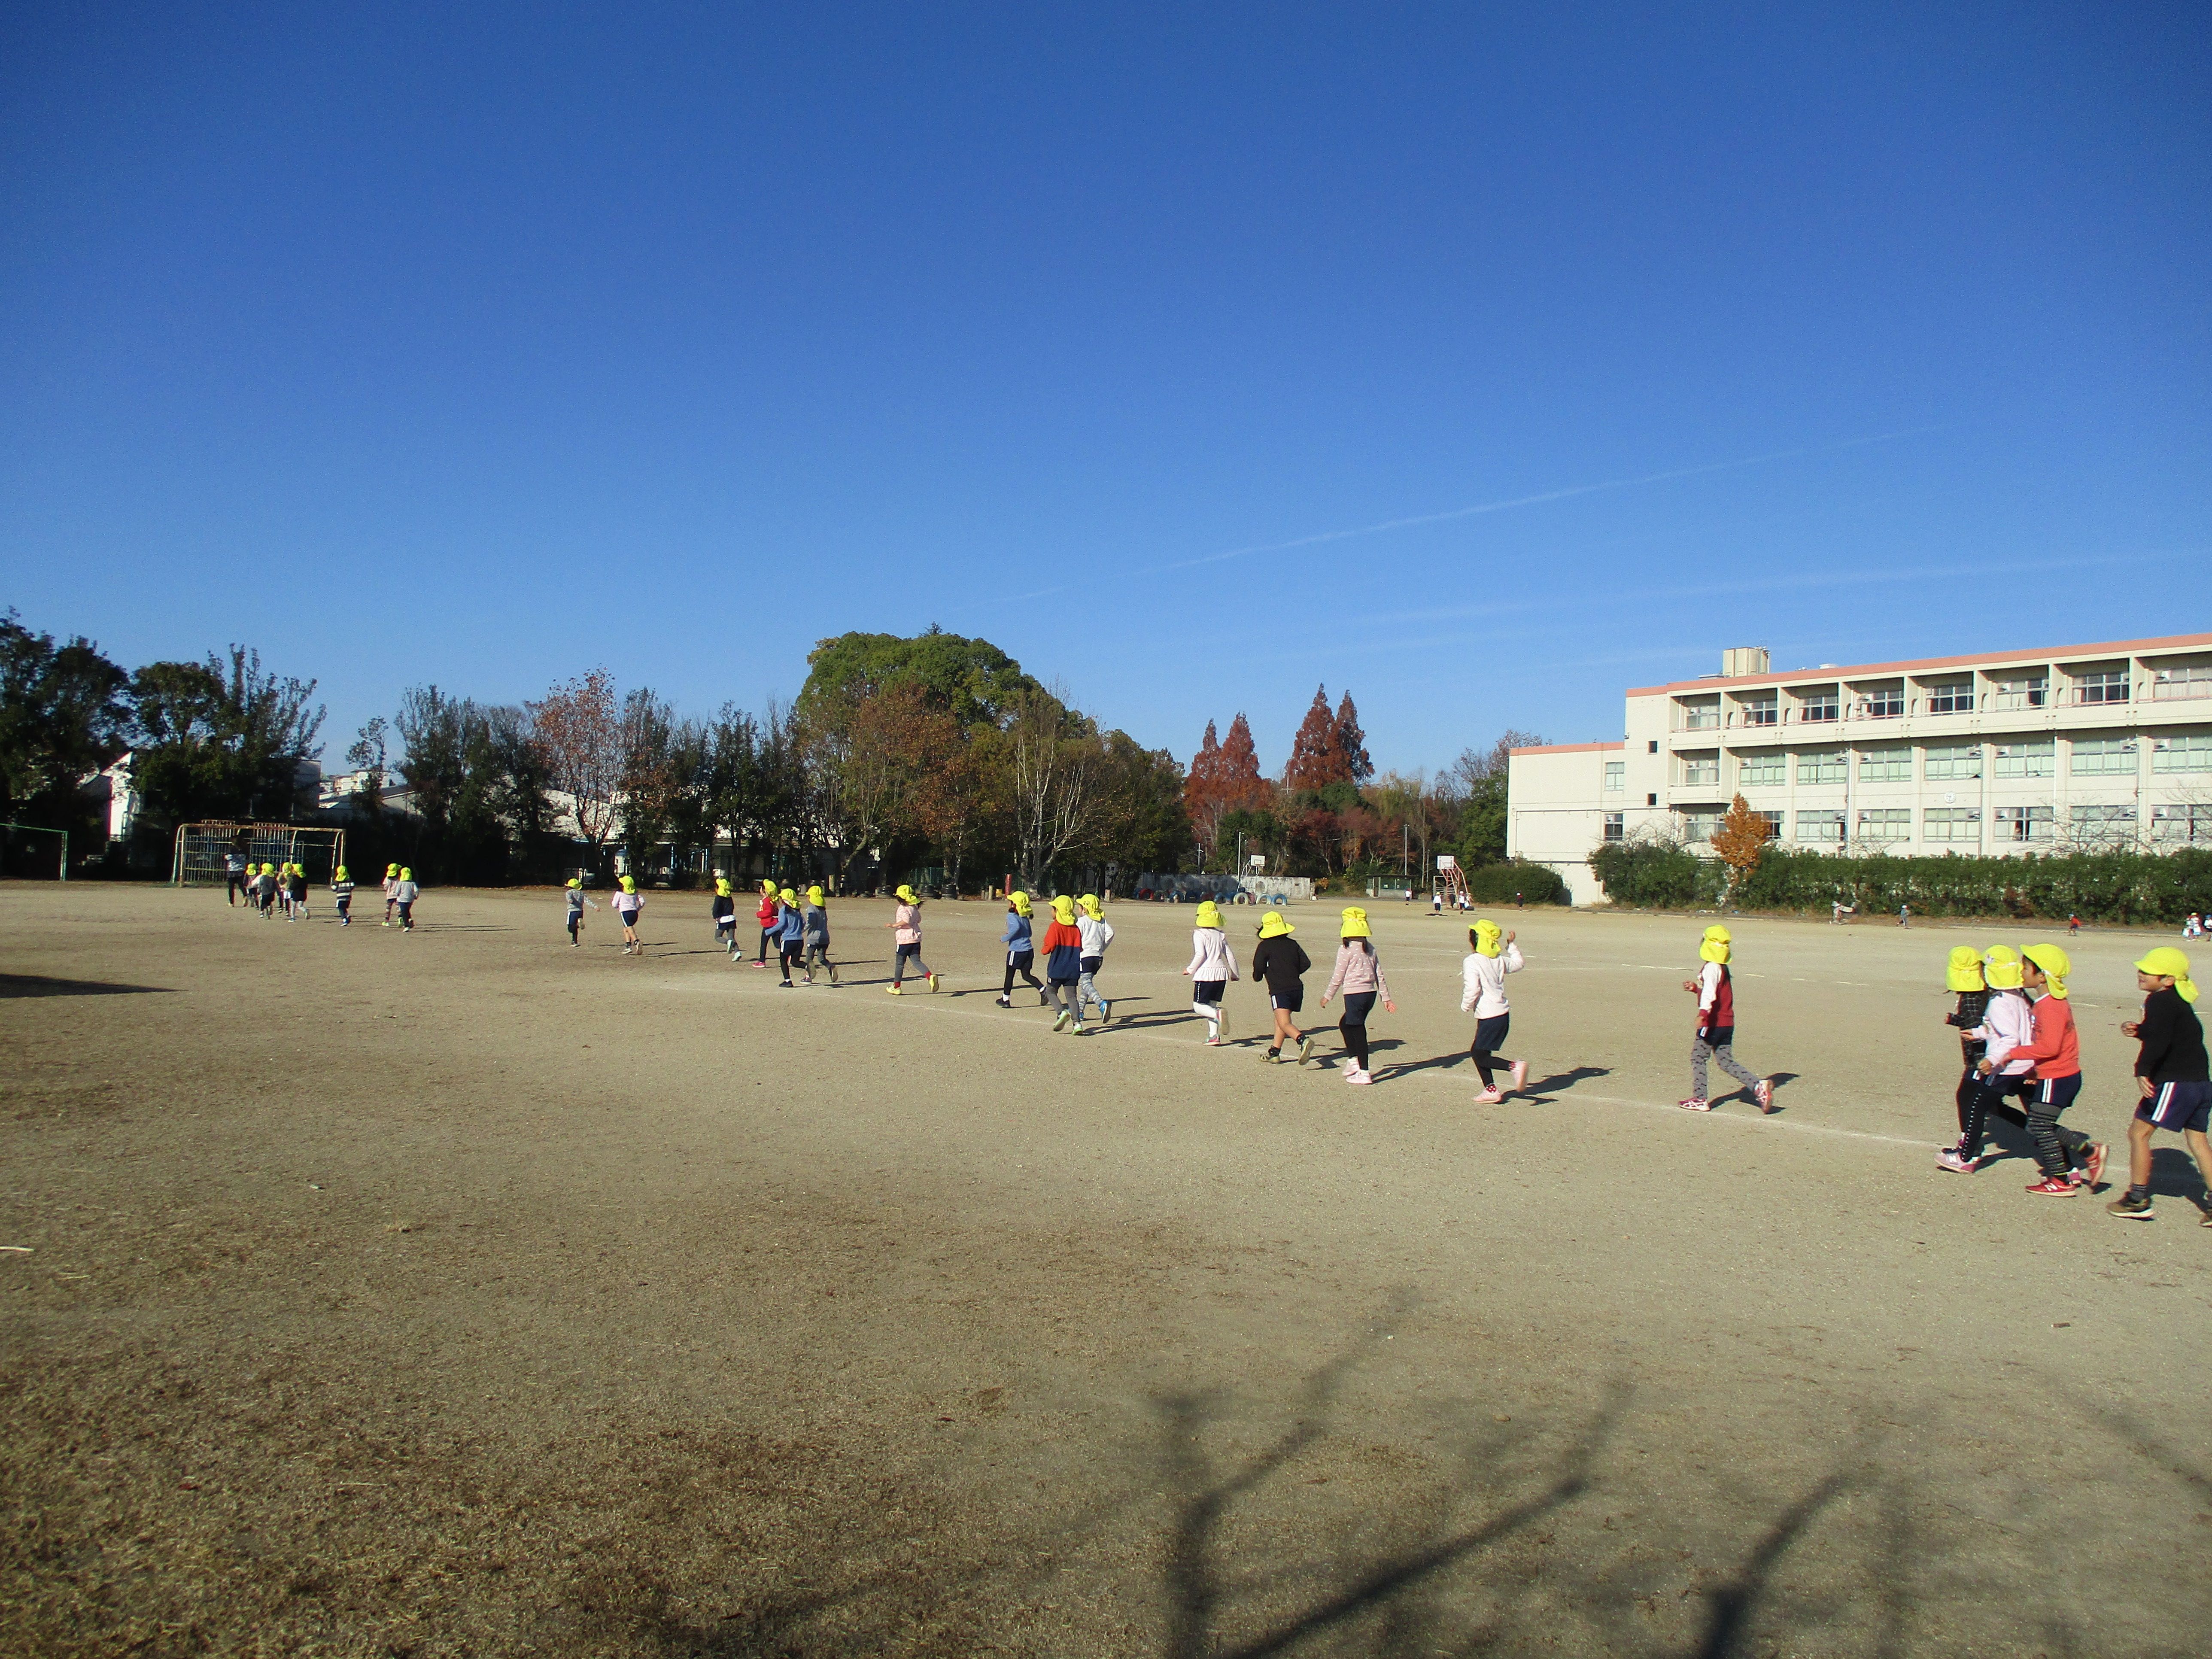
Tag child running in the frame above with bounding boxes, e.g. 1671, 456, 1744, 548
775, 887, 805, 986
382, 864, 401, 927
1319, 906, 1391, 1084
2005, 944, 2102, 1194
2109, 946, 2212, 1222
1075, 893, 1114, 1024
565, 877, 597, 946
753, 880, 781, 967
886, 884, 938, 994
711, 878, 738, 957
1679, 925, 1774, 1113
1251, 909, 1312, 1064
996, 891, 1043, 1009
1941, 945, 1990, 1139
1040, 895, 1087, 1033
1460, 919, 1528, 1102
256, 862, 279, 918
331, 864, 355, 926
1182, 898, 1238, 1045
1943, 945, 2035, 1171
393, 867, 419, 933
288, 862, 310, 921
802, 884, 838, 985
614, 875, 644, 955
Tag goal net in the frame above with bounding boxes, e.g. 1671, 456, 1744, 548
173, 822, 347, 887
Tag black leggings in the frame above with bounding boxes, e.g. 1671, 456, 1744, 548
1339, 991, 1376, 1069
1003, 951, 1040, 996
757, 926, 776, 963
1963, 1073, 2087, 1175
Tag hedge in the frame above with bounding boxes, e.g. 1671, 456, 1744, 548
1586, 842, 2212, 923
1462, 859, 1569, 905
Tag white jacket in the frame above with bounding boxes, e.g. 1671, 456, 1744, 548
1459, 944, 1524, 1018
1184, 929, 1239, 983
1971, 989, 2035, 1076
1076, 915, 1114, 957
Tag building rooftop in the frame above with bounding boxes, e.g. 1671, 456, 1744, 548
1624, 631, 2212, 699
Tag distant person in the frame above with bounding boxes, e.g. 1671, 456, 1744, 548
564, 878, 596, 946
1679, 925, 1773, 1113
710, 878, 738, 957
2067, 914, 2081, 937
1252, 909, 1312, 1064
287, 862, 309, 921
225, 848, 247, 907
1898, 902, 1911, 928
1431, 889, 1443, 918
1319, 906, 1392, 1085
1461, 920, 1528, 1103
1075, 893, 1114, 1025
330, 864, 355, 927
1939, 946, 1990, 1142
614, 875, 643, 955
382, 864, 401, 927
753, 880, 781, 967
886, 884, 937, 994
996, 891, 1043, 1009
1040, 896, 1088, 1033
802, 884, 837, 985
256, 862, 279, 918
2109, 947, 2212, 1222
393, 867, 419, 933
1182, 898, 1238, 1046
774, 887, 805, 985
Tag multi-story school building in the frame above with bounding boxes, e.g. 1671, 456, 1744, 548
1508, 632, 2212, 904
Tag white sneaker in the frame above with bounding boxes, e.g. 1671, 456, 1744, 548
1509, 1060, 1529, 1094
1344, 1067, 1371, 1086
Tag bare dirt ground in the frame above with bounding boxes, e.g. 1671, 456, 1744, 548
3, 881, 2209, 1657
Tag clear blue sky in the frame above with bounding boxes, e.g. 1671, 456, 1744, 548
4, 4, 2207, 777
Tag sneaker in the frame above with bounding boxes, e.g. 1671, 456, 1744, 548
2198, 1206, 2211, 1228
1205, 1036, 1222, 1047
2106, 1191, 2155, 1220
1935, 1148, 1980, 1174
1039, 989, 1051, 1007
2025, 1176, 2077, 1196
1677, 1098, 1712, 1112
926, 972, 937, 993
778, 979, 793, 988
1098, 999, 1111, 1023
995, 995, 1011, 1009
1508, 1060, 1529, 1094
1754, 1079, 1775, 1114
1297, 1035, 1315, 1066
1070, 1023, 1086, 1036
2075, 1143, 2108, 1188
1052, 1012, 1070, 1033
1345, 1068, 1371, 1087
887, 984, 902, 996
1474, 1087, 1505, 1104
1261, 1048, 1279, 1063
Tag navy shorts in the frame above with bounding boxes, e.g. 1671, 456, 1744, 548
1192, 980, 1224, 1005
1270, 988, 1304, 1013
2140, 1079, 2212, 1134
1472, 1013, 1510, 1051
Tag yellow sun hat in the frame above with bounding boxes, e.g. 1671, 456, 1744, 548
619, 874, 636, 893
1257, 910, 1293, 939
1010, 890, 1033, 918
896, 884, 918, 904
2134, 945, 2198, 1003
1079, 893, 1103, 920
1699, 923, 1731, 964
1472, 918, 1504, 958
779, 887, 797, 905
1193, 899, 1224, 930
1945, 945, 1985, 993
806, 884, 824, 905
1050, 894, 1076, 924
566, 878, 580, 888
386, 863, 398, 875
761, 878, 776, 893
714, 877, 731, 896
2022, 943, 2072, 998
1983, 946, 2023, 991
400, 867, 413, 881
334, 864, 347, 880
1340, 906, 1371, 939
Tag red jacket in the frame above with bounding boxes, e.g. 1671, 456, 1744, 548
756, 893, 781, 927
2008, 994, 2080, 1080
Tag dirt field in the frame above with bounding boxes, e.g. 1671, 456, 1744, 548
3, 882, 2209, 1657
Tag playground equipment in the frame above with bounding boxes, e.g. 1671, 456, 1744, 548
1432, 853, 1470, 910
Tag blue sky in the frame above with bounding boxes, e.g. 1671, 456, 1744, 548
3, 4, 2206, 776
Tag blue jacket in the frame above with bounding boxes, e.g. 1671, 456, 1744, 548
1002, 911, 1033, 952
777, 904, 805, 943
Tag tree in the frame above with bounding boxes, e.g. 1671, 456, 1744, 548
1005, 687, 1100, 889
796, 628, 1045, 732
1183, 720, 1224, 851
529, 670, 623, 855
345, 717, 389, 817
1449, 729, 1549, 869
914, 709, 1000, 896
1333, 692, 1373, 784
1710, 794, 1773, 895
125, 645, 324, 842
1285, 686, 1349, 792
0, 611, 129, 841
616, 687, 684, 869
1218, 714, 1270, 812
1086, 732, 1190, 881
800, 683, 941, 889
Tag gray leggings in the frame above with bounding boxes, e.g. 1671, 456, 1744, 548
1077, 967, 1103, 1015
1692, 1036, 1760, 1100
1049, 981, 1081, 1017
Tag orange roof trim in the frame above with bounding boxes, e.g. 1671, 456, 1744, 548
1509, 741, 1626, 756
1626, 632, 2212, 698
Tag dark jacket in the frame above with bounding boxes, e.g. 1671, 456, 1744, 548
1946, 988, 1990, 1063
1251, 936, 1311, 998
2134, 986, 2209, 1082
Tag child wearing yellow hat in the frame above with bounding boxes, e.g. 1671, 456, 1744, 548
2109, 946, 2211, 1221
886, 885, 938, 994
1941, 946, 1991, 1139
393, 867, 419, 932
255, 862, 279, 918
752, 880, 781, 967
564, 877, 598, 946
1182, 898, 1240, 1045
1945, 945, 2038, 1172
1678, 926, 1773, 1112
1040, 896, 1088, 1033
710, 877, 738, 958
801, 885, 838, 985
287, 861, 309, 921
1319, 908, 1392, 1084
330, 864, 356, 927
996, 891, 1044, 1009
382, 863, 401, 927
1460, 920, 1528, 1103
614, 874, 643, 955
1075, 894, 1114, 1025
774, 887, 806, 984
1996, 944, 2103, 1195
1252, 910, 1312, 1063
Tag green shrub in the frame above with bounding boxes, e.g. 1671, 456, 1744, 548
1462, 860, 1568, 905
1586, 839, 1704, 908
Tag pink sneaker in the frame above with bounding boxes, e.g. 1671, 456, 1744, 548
1677, 1098, 1712, 1112
1474, 1087, 1505, 1104
1754, 1079, 1775, 1113
1508, 1060, 1529, 1094
2074, 1142, 2107, 1188
1345, 1068, 1371, 1086
1935, 1147, 1979, 1174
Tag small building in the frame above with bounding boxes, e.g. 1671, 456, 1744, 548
1509, 632, 2212, 905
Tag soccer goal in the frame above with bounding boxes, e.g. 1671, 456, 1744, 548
172, 822, 347, 887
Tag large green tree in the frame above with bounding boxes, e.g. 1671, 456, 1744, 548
124, 646, 325, 846
796, 626, 1046, 732
0, 609, 130, 847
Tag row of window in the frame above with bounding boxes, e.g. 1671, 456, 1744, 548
1601, 803, 2212, 846
1607, 734, 2212, 792
1676, 665, 2169, 729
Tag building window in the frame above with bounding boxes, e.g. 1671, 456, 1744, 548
1796, 749, 1845, 784
1989, 674, 2048, 710
1737, 751, 1784, 787
1604, 760, 1625, 792
1795, 809, 1844, 843
1678, 697, 1720, 730
1924, 807, 1981, 842
2151, 733, 2212, 772
1737, 696, 1778, 727
2151, 665, 2212, 702
1924, 743, 1983, 781
1856, 808, 1910, 843
1924, 680, 1973, 714
1680, 810, 1720, 842
2069, 736, 2139, 776
2153, 804, 2212, 843
2074, 668, 2130, 705
1857, 684, 1904, 720
1647, 792, 1658, 806
1994, 805, 2054, 843
2069, 804, 2139, 846
1859, 746, 1910, 782
1993, 739, 2054, 778
1603, 811, 1624, 843
1681, 753, 1719, 787
1648, 740, 1659, 754
1757, 810, 1784, 836
1795, 687, 1840, 723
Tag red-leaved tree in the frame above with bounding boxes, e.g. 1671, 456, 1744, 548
1285, 686, 1350, 792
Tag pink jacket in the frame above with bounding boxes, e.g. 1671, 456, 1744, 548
1324, 942, 1392, 1001
892, 902, 922, 945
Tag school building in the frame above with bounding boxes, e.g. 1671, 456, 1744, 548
1507, 632, 2212, 905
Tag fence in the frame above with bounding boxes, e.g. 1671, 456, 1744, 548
1131, 872, 1315, 904
173, 822, 347, 887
